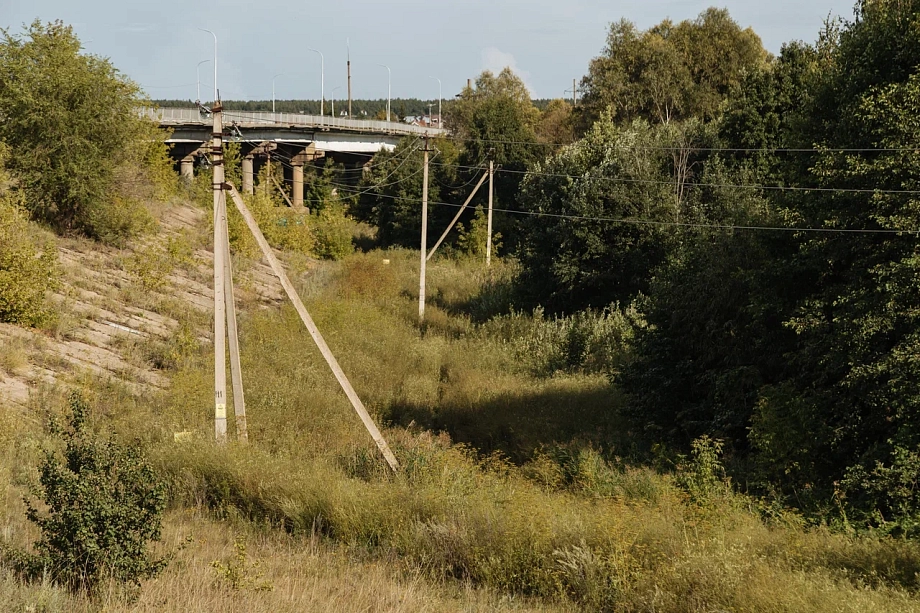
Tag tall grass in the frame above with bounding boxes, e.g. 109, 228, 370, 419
3, 246, 920, 611
137, 249, 920, 610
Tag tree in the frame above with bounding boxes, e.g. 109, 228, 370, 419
749, 0, 920, 513
0, 145, 58, 327
577, 9, 768, 131
446, 69, 544, 253
515, 118, 695, 313
536, 99, 575, 147
0, 20, 167, 243
354, 136, 459, 248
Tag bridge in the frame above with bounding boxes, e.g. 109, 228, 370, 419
147, 107, 447, 206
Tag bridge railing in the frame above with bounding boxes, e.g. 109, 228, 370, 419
143, 107, 447, 138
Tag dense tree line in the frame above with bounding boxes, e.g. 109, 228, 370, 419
359, 0, 920, 532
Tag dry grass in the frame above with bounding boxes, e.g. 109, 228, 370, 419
0, 336, 28, 375
2, 236, 920, 611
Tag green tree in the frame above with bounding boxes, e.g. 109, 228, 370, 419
0, 20, 166, 243
354, 137, 445, 248
447, 69, 544, 252
515, 118, 701, 313
577, 9, 768, 131
749, 0, 920, 514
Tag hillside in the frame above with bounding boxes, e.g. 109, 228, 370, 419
1, 194, 919, 611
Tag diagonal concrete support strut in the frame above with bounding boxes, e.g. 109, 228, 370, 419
226, 183, 400, 472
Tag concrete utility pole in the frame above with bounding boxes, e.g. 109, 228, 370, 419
199, 28, 217, 102
486, 160, 494, 267
565, 80, 579, 107
308, 48, 324, 116
419, 136, 430, 322
347, 39, 352, 117
211, 100, 227, 441
376, 63, 391, 122
210, 97, 247, 442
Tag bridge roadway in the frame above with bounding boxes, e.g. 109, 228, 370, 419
147, 107, 447, 206
147, 107, 445, 152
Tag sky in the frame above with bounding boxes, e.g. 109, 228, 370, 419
3, 0, 858, 102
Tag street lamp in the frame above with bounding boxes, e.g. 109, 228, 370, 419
272, 73, 284, 114
332, 86, 342, 117
198, 29, 217, 102
376, 63, 391, 122
196, 59, 210, 103
429, 76, 441, 127
307, 48, 324, 116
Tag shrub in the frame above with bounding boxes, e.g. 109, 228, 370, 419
456, 205, 501, 258
0, 161, 59, 327
12, 393, 168, 592
311, 206, 354, 260
481, 303, 644, 377
0, 21, 166, 244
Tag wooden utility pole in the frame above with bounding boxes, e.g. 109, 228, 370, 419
573, 78, 577, 106
486, 160, 494, 267
426, 169, 489, 261
211, 100, 228, 441
419, 136, 430, 322
226, 184, 400, 471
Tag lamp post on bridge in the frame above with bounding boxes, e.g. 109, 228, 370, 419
375, 63, 391, 122
272, 73, 285, 114
198, 29, 217, 102
332, 86, 342, 117
196, 59, 210, 103
307, 48, 324, 117
429, 76, 441, 128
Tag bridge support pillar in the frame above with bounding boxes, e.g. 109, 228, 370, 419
242, 156, 254, 195
292, 163, 304, 208
180, 158, 194, 182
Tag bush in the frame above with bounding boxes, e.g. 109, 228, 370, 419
312, 206, 355, 260
12, 393, 168, 592
0, 156, 58, 327
481, 303, 644, 377
0, 21, 165, 243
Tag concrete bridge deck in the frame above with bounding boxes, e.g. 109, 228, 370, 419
146, 107, 446, 138
147, 106, 445, 208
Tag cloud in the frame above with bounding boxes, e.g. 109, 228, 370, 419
480, 47, 535, 96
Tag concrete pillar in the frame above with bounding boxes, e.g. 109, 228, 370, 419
242, 156, 254, 195
180, 158, 194, 182
292, 164, 304, 208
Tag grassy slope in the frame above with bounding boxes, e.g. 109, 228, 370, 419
2, 206, 920, 611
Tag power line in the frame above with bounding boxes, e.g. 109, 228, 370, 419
428, 161, 920, 196
438, 132, 920, 154
233, 158, 918, 235
342, 186, 917, 235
